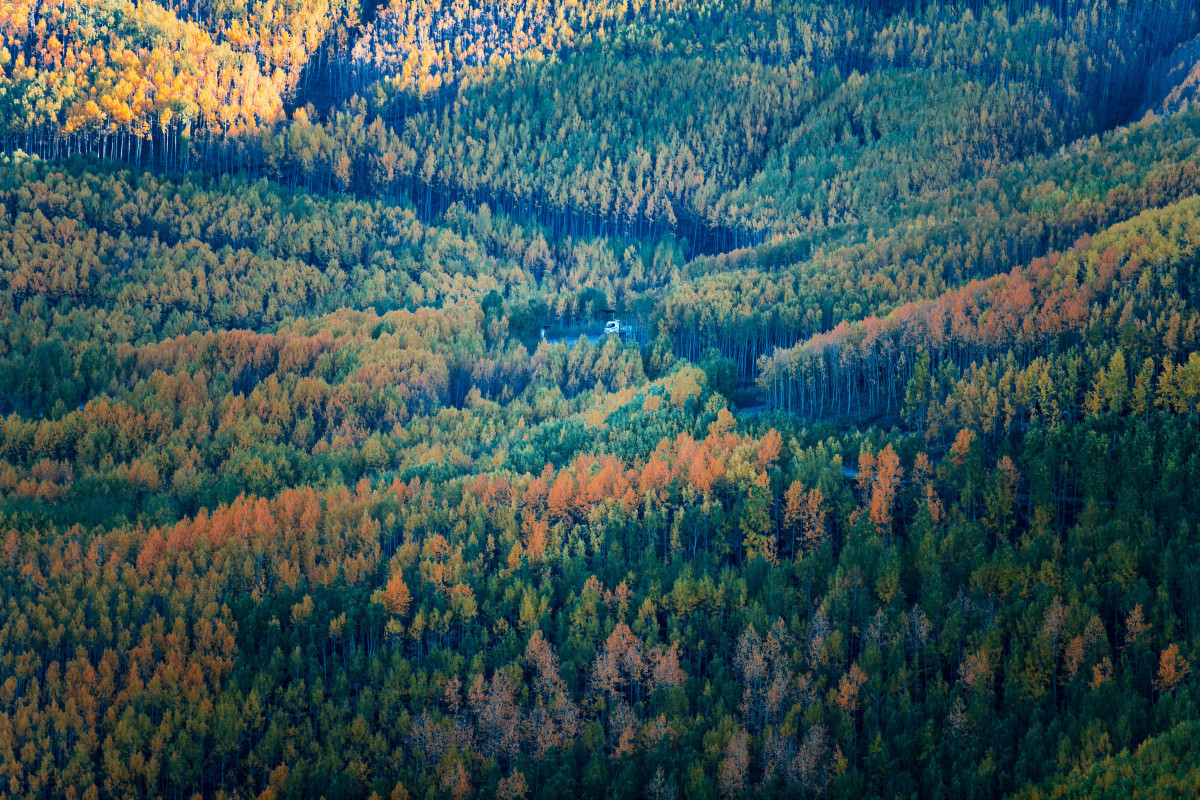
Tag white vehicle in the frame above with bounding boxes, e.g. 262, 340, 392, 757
603, 319, 623, 335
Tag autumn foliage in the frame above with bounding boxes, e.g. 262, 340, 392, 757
3, 0, 1200, 797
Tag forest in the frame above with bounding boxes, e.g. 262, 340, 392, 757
3, 0, 1200, 798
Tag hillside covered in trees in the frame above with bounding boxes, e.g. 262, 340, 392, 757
3, 1, 1200, 798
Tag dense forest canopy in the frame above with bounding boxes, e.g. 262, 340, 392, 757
3, 0, 1200, 798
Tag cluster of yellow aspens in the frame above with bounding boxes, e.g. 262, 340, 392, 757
0, 0, 352, 142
